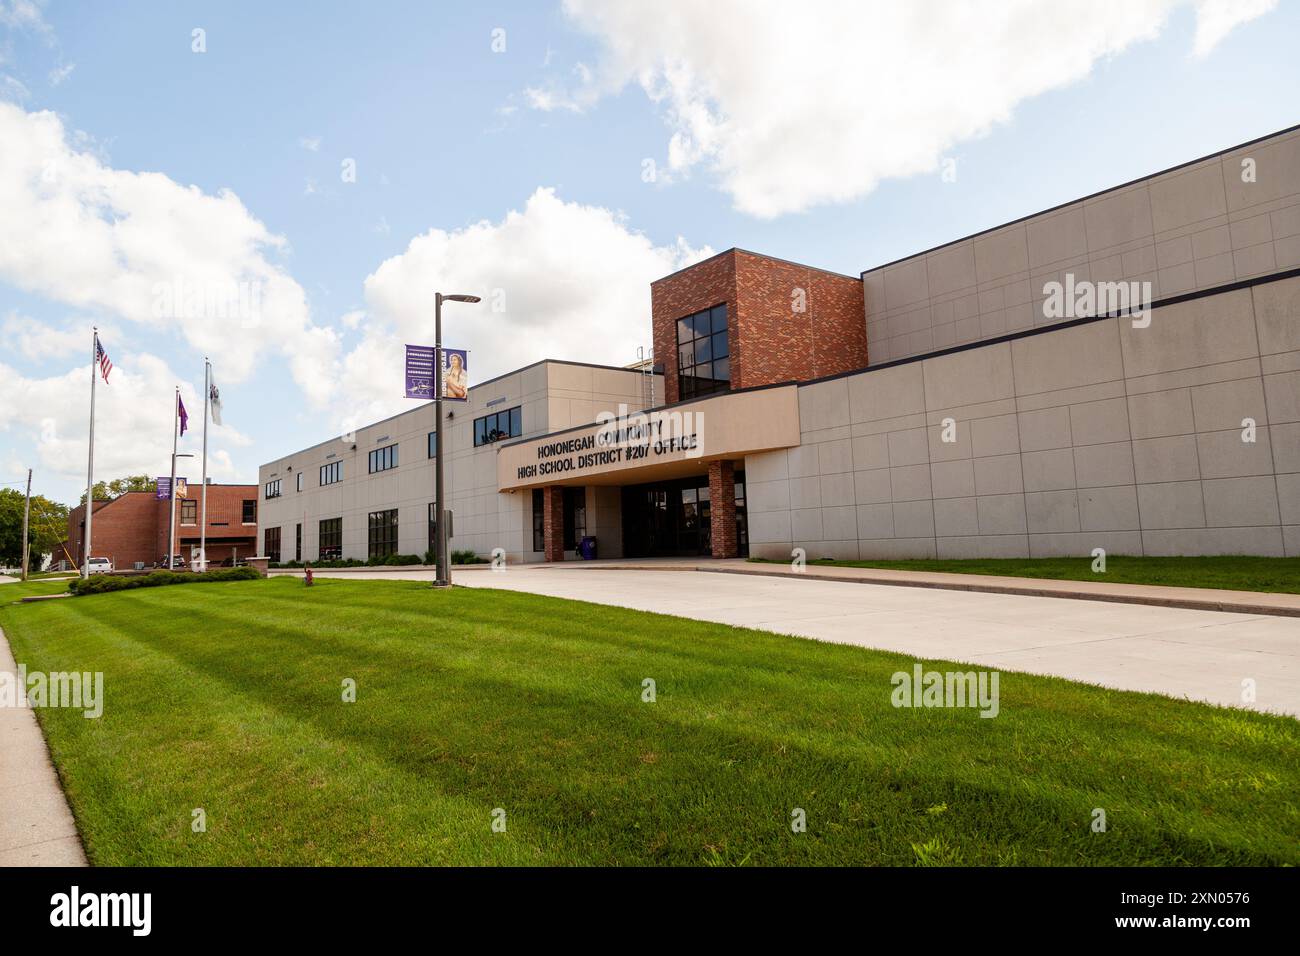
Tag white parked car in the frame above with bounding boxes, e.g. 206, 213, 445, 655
86, 557, 114, 575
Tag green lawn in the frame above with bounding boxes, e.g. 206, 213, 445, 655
751, 555, 1300, 594
1, 576, 1296, 866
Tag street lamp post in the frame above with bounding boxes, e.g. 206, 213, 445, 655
433, 292, 481, 588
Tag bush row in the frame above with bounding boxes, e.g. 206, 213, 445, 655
68, 566, 261, 596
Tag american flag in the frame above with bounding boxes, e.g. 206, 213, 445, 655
95, 336, 113, 384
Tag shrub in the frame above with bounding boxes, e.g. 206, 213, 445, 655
383, 554, 422, 566
69, 566, 260, 596
451, 549, 483, 565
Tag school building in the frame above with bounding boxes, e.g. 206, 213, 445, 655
258, 125, 1300, 564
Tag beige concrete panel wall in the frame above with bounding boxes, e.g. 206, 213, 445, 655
259, 361, 653, 565
864, 128, 1300, 365
747, 276, 1299, 560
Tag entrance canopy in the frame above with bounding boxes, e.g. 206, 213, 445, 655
496, 384, 800, 490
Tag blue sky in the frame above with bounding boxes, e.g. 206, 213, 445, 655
1, 0, 1297, 506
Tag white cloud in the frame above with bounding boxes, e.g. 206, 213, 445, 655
1192, 0, 1276, 56
0, 0, 50, 34
337, 187, 709, 426
0, 351, 251, 496
47, 61, 73, 85
531, 0, 1280, 217
1, 311, 90, 361
298, 134, 322, 152
0, 103, 338, 402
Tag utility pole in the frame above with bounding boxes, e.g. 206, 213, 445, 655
20, 468, 31, 581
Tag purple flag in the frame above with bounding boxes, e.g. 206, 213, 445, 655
178, 394, 189, 436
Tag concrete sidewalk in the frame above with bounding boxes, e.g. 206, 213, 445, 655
703, 561, 1300, 618
282, 563, 1299, 715
0, 625, 88, 866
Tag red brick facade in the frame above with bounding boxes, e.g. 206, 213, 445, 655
708, 460, 738, 559
652, 249, 867, 404
542, 485, 565, 562
67, 484, 258, 569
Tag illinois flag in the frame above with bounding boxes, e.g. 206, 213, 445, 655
209, 379, 223, 426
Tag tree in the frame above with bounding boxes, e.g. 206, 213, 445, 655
0, 488, 71, 569
79, 474, 156, 505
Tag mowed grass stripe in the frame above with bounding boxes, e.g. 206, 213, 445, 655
2, 577, 1296, 865
12, 596, 566, 865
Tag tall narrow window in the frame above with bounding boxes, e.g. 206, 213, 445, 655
319, 517, 342, 561
368, 509, 399, 560
676, 303, 730, 399
531, 489, 544, 552
295, 523, 302, 562
264, 527, 281, 562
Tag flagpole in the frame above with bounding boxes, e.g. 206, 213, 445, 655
168, 386, 179, 570
82, 327, 98, 579
200, 359, 210, 572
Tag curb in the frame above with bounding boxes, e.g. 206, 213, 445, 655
702, 565, 1300, 618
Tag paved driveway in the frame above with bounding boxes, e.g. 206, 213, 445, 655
290, 565, 1299, 715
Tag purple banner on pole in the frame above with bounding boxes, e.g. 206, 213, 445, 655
405, 345, 468, 401
156, 477, 188, 500
404, 345, 435, 399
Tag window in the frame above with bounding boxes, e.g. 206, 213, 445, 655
181, 499, 197, 524
473, 405, 522, 446
676, 303, 730, 399
297, 472, 304, 492
532, 489, 544, 552
428, 431, 437, 459
319, 517, 342, 561
369, 443, 399, 473
320, 461, 343, 486
368, 509, 399, 560
264, 527, 281, 562
562, 487, 586, 552
264, 479, 281, 499
295, 524, 302, 562
242, 500, 256, 523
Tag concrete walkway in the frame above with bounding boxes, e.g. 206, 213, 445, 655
280, 564, 1299, 716
0, 624, 88, 866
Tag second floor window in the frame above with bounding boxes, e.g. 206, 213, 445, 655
264, 479, 281, 499
428, 431, 437, 458
181, 499, 197, 524
320, 461, 343, 486
242, 500, 256, 523
297, 472, 304, 492
474, 406, 521, 446
369, 443, 398, 473
677, 303, 730, 399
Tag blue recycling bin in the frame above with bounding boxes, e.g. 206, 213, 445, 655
579, 536, 598, 560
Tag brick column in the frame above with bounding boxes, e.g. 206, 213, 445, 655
542, 486, 565, 562
708, 460, 738, 559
